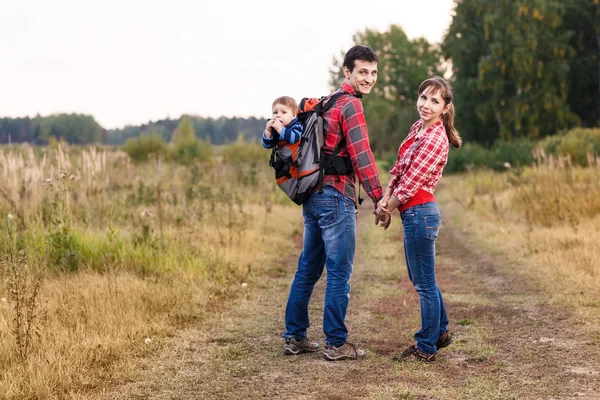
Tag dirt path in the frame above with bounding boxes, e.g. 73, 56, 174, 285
91, 197, 600, 400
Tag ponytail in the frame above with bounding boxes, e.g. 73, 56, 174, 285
443, 103, 461, 149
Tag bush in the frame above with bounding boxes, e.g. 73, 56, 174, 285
219, 135, 266, 164
445, 142, 490, 173
489, 138, 535, 170
169, 138, 213, 166
122, 133, 167, 163
169, 116, 213, 165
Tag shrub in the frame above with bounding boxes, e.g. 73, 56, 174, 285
219, 135, 266, 164
122, 133, 167, 163
539, 128, 600, 167
169, 116, 213, 165
489, 138, 535, 170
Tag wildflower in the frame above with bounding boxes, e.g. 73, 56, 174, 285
141, 210, 153, 218
503, 162, 511, 169
144, 338, 152, 344
241, 283, 248, 288
7, 213, 13, 220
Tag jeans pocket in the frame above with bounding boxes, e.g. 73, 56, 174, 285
312, 197, 338, 227
424, 215, 441, 240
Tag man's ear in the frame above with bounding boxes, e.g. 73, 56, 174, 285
343, 66, 350, 79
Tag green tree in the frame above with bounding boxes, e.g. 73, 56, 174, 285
563, 0, 600, 127
443, 0, 577, 143
170, 115, 212, 165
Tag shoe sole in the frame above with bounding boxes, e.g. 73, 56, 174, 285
323, 353, 365, 361
284, 347, 320, 356
436, 338, 453, 349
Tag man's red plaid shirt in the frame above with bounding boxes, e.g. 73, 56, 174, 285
320, 83, 383, 206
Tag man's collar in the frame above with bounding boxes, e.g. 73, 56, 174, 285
340, 82, 362, 98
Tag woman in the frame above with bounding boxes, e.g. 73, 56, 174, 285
374, 76, 462, 362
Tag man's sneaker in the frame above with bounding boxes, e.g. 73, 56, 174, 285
394, 344, 436, 363
436, 331, 453, 350
323, 342, 366, 361
284, 337, 321, 355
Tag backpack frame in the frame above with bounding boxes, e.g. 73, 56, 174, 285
269, 92, 354, 205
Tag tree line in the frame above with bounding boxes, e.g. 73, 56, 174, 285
0, 114, 267, 146
1, 0, 597, 152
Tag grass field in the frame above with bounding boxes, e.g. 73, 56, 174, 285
1, 142, 599, 399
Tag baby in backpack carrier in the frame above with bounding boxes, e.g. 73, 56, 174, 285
261, 96, 303, 149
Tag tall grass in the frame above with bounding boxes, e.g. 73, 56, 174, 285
0, 140, 297, 398
444, 156, 600, 315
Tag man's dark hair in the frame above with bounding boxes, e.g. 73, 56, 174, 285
343, 45, 378, 72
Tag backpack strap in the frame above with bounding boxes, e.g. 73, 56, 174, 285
315, 91, 355, 193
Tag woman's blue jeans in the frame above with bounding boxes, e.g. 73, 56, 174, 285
401, 202, 448, 354
283, 187, 356, 347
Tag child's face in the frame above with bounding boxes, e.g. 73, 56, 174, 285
272, 103, 296, 127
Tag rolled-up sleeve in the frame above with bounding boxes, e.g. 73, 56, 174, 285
341, 99, 383, 204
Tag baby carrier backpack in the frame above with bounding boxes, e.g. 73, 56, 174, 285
269, 92, 355, 205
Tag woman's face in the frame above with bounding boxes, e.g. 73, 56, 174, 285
272, 104, 296, 126
417, 87, 449, 126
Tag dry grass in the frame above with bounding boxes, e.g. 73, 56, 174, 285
443, 164, 600, 327
2, 143, 600, 399
0, 142, 299, 399
88, 191, 600, 399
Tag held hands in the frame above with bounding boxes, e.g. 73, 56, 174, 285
373, 196, 392, 230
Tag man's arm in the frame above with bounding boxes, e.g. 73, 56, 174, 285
341, 98, 383, 205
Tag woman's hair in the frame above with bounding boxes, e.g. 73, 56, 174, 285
418, 77, 462, 149
272, 96, 299, 116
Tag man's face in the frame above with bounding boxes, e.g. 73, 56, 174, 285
344, 59, 378, 95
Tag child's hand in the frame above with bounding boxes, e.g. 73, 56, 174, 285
265, 119, 274, 138
271, 118, 284, 133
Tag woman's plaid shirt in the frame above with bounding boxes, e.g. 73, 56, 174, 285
320, 83, 383, 206
388, 119, 449, 205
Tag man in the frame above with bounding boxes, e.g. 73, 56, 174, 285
283, 45, 383, 361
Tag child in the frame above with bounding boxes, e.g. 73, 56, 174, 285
262, 96, 303, 149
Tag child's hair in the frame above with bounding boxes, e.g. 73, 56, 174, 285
418, 77, 462, 149
272, 96, 299, 116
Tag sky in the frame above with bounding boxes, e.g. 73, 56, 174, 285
0, 0, 455, 130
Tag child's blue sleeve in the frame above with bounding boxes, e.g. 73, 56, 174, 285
279, 121, 303, 144
262, 130, 277, 149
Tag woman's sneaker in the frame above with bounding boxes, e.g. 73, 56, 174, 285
436, 331, 453, 350
323, 342, 366, 361
284, 337, 320, 355
395, 344, 436, 363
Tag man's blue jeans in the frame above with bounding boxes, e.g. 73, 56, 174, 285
283, 187, 356, 347
401, 202, 448, 354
